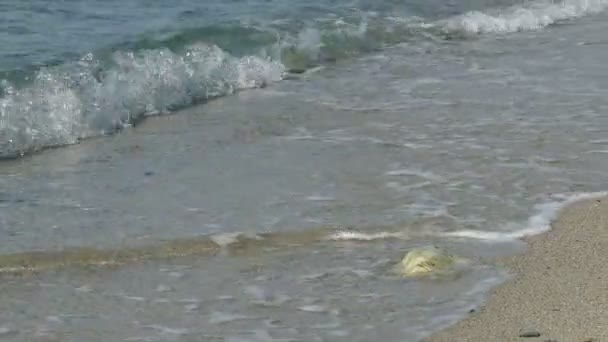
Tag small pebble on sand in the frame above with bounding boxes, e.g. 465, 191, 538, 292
519, 331, 541, 338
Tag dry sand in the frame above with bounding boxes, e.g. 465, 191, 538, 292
426, 197, 608, 342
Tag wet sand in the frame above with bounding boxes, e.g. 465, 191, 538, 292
427, 197, 608, 342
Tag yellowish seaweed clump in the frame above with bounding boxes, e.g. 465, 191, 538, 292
396, 246, 469, 278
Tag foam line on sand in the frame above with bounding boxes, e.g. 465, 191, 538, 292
426, 195, 608, 341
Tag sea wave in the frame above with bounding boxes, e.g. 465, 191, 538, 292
0, 224, 417, 275
441, 0, 608, 34
1, 0, 606, 158
0, 43, 284, 158
442, 192, 608, 241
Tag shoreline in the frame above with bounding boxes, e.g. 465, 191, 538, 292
426, 196, 608, 342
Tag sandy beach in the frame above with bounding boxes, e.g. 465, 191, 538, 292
427, 197, 608, 342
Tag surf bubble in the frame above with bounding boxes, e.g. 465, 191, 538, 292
443, 191, 608, 242
324, 231, 408, 241
441, 0, 608, 34
0, 43, 285, 159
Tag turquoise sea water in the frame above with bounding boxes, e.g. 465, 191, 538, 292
1, 0, 608, 341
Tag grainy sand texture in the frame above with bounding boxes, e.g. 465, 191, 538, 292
427, 197, 608, 342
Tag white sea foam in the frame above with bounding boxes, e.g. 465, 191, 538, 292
298, 304, 328, 312
209, 232, 263, 247
0, 43, 284, 158
2, 0, 604, 159
325, 231, 408, 241
443, 191, 608, 241
305, 195, 336, 201
141, 324, 189, 336
209, 232, 244, 247
441, 0, 608, 34
385, 168, 444, 182
209, 312, 256, 324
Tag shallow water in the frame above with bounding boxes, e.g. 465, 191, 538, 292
1, 0, 608, 341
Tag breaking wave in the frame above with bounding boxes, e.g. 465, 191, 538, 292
0, 44, 284, 158
1, 0, 606, 158
441, 0, 608, 34
443, 192, 608, 241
